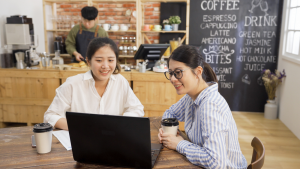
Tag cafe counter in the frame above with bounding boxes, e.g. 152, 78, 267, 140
0, 68, 184, 129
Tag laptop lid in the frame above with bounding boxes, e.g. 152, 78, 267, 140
66, 112, 152, 168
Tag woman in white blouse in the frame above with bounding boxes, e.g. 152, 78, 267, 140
158, 45, 247, 169
44, 38, 144, 130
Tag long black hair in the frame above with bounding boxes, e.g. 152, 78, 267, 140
168, 45, 218, 83
86, 37, 121, 74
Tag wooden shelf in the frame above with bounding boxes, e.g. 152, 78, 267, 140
47, 29, 70, 32
43, 0, 189, 54
107, 30, 136, 32
141, 30, 186, 33
141, 0, 187, 2
93, 0, 136, 2
50, 54, 70, 57
49, 53, 133, 58
47, 29, 137, 32
119, 55, 134, 58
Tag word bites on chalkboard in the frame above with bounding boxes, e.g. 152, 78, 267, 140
189, 0, 283, 112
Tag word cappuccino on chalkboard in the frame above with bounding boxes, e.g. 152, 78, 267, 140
189, 0, 281, 112
200, 0, 240, 89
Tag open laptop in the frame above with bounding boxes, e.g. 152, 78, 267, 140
66, 112, 162, 169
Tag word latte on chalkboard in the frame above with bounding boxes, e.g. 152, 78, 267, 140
189, 0, 283, 112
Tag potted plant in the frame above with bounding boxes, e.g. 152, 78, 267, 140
162, 19, 172, 31
168, 16, 181, 31
261, 69, 286, 119
162, 19, 170, 25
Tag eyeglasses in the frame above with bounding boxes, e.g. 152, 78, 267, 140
164, 68, 192, 80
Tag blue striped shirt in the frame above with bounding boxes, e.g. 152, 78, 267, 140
163, 83, 247, 169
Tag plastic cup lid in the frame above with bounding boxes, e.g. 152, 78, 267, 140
33, 123, 53, 133
161, 118, 179, 126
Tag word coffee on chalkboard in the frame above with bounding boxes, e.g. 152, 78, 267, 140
189, 0, 283, 112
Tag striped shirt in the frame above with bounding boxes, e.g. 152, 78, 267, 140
163, 83, 247, 169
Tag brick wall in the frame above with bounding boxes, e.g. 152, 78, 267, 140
55, 2, 161, 46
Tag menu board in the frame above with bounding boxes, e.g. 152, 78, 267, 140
189, 0, 283, 112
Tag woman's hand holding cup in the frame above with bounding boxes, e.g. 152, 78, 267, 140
158, 118, 184, 150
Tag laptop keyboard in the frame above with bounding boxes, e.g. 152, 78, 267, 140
151, 150, 155, 157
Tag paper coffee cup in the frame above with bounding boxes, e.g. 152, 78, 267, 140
33, 123, 53, 154
161, 118, 179, 136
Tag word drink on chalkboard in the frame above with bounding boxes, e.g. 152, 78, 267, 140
189, 0, 283, 112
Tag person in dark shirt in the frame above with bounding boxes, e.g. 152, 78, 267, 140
65, 6, 108, 62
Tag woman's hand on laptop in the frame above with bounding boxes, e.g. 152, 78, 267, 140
159, 128, 184, 150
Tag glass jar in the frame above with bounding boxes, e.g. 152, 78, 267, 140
124, 37, 128, 43
121, 37, 124, 43
119, 46, 123, 55
153, 57, 168, 72
123, 46, 128, 55
128, 46, 134, 55
133, 46, 137, 55
132, 37, 136, 43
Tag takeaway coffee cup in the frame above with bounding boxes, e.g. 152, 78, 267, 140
161, 118, 179, 136
33, 123, 53, 154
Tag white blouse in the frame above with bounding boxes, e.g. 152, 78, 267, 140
44, 70, 144, 127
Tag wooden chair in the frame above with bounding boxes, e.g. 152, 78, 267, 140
247, 137, 265, 169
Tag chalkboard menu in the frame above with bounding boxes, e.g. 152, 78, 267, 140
189, 0, 283, 112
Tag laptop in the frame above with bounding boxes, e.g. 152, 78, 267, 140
66, 112, 162, 169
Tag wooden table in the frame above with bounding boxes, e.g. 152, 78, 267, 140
0, 117, 200, 169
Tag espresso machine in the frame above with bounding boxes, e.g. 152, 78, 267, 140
4, 15, 40, 68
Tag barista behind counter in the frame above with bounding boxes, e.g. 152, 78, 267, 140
65, 6, 108, 62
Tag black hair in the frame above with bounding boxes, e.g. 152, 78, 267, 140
81, 6, 98, 20
86, 37, 121, 74
168, 45, 218, 83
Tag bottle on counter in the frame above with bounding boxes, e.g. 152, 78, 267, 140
52, 50, 64, 68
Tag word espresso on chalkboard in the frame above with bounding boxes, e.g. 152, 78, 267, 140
189, 0, 281, 111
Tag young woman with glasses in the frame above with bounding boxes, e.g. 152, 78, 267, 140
158, 45, 247, 169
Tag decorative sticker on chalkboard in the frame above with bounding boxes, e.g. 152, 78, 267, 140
249, 0, 269, 16
189, 0, 283, 112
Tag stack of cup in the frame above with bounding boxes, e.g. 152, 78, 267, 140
33, 123, 53, 154
161, 118, 179, 136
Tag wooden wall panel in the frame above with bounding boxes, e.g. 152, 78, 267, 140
0, 105, 47, 124
0, 69, 60, 127
0, 77, 59, 100
133, 81, 183, 106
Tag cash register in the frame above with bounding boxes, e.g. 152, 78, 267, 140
134, 44, 169, 71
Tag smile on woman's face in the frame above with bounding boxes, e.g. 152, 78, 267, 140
168, 59, 199, 96
87, 46, 116, 82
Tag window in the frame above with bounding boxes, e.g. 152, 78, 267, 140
286, 0, 300, 56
